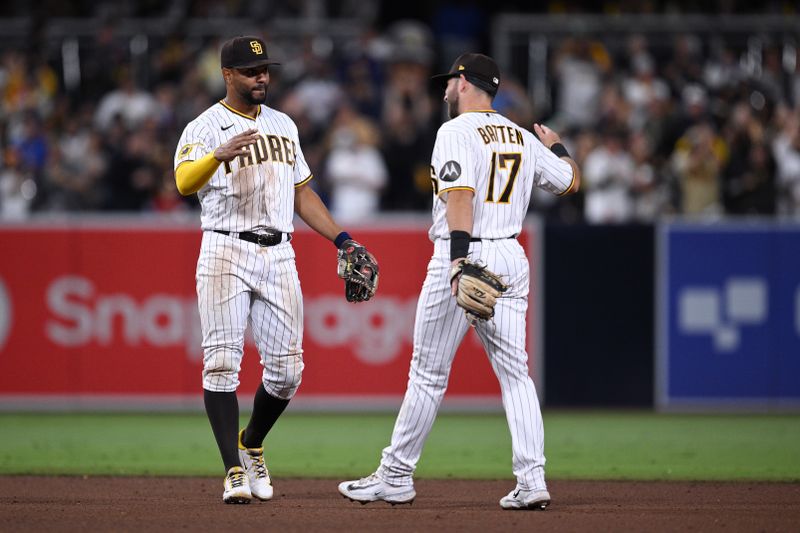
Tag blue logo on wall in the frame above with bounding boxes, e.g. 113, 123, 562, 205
678, 277, 767, 352
659, 224, 800, 408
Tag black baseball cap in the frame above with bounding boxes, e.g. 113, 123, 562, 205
221, 36, 281, 69
431, 53, 500, 96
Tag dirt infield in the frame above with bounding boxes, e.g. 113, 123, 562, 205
2, 477, 799, 532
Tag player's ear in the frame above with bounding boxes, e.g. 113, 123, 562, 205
458, 74, 468, 93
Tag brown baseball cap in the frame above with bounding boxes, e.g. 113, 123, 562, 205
221, 36, 281, 69
431, 53, 500, 95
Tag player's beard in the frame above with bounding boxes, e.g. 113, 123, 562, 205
446, 89, 459, 119
241, 84, 268, 105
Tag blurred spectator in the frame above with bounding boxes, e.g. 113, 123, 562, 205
80, 22, 129, 101
12, 113, 48, 177
722, 102, 776, 215
597, 81, 631, 132
583, 127, 635, 223
663, 34, 703, 96
339, 51, 383, 120
0, 147, 36, 219
671, 122, 728, 216
45, 127, 107, 211
703, 44, 742, 93
380, 22, 437, 211
552, 38, 610, 129
149, 172, 188, 213
382, 21, 435, 133
94, 68, 158, 131
102, 128, 159, 211
641, 84, 674, 162
152, 34, 190, 85
629, 131, 667, 221
0, 52, 58, 119
381, 95, 436, 211
657, 84, 710, 162
290, 43, 344, 130
758, 45, 787, 105
772, 111, 800, 216
0, 10, 797, 224
432, 1, 485, 70
493, 76, 534, 128
324, 106, 388, 223
623, 54, 669, 131
196, 38, 226, 97
792, 58, 800, 108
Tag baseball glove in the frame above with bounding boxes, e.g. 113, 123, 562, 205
450, 259, 509, 323
337, 240, 379, 302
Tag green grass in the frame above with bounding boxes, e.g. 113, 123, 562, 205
1, 412, 798, 481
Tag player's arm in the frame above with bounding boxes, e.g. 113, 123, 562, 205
174, 129, 260, 195
295, 182, 378, 301
532, 123, 581, 195
446, 189, 474, 236
293, 182, 344, 241
446, 188, 475, 295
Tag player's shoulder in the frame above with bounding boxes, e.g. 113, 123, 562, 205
436, 114, 477, 139
259, 106, 297, 129
491, 112, 541, 147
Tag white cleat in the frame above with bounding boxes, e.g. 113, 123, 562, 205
238, 430, 274, 501
338, 473, 416, 506
223, 466, 252, 504
500, 487, 551, 510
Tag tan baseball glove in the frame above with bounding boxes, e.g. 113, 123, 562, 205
449, 259, 509, 323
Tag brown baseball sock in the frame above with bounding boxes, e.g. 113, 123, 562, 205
241, 384, 289, 448
203, 389, 240, 472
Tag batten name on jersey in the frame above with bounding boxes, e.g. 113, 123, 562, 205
477, 125, 524, 146
223, 133, 295, 174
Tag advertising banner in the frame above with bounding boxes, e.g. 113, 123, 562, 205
0, 218, 540, 410
657, 222, 800, 410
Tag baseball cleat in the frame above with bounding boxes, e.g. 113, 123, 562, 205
223, 466, 252, 504
338, 473, 416, 505
499, 487, 551, 510
238, 429, 273, 501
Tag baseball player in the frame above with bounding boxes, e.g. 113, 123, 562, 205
339, 53, 580, 509
174, 36, 377, 504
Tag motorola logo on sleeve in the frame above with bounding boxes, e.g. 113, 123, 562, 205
0, 278, 11, 351
439, 161, 462, 182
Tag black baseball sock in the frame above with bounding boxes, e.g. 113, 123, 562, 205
242, 384, 290, 448
203, 389, 240, 472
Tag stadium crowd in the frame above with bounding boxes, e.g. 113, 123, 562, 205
1, 10, 799, 223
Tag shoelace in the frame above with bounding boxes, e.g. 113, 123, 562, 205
356, 474, 378, 487
249, 451, 268, 480
229, 471, 247, 488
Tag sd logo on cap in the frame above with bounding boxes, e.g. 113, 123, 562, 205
221, 36, 281, 69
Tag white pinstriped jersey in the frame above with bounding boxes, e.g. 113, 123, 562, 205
174, 101, 312, 233
429, 110, 574, 240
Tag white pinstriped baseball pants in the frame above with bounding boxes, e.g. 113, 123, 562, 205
377, 238, 547, 491
196, 231, 304, 399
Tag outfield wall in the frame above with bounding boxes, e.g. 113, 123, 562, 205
3, 216, 798, 412
0, 215, 541, 412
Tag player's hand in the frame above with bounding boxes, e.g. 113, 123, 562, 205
450, 258, 465, 296
533, 123, 561, 149
213, 129, 260, 162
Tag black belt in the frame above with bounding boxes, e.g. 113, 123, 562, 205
470, 236, 517, 242
213, 230, 291, 247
